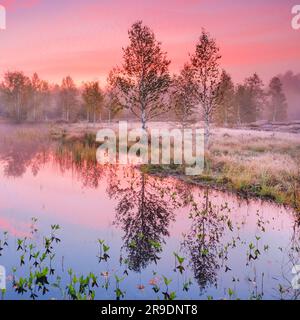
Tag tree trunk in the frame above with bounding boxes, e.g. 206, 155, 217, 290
272, 107, 276, 122
204, 114, 210, 149
237, 105, 241, 126
141, 108, 146, 130
17, 92, 21, 122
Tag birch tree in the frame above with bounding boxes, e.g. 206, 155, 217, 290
190, 30, 221, 146
171, 64, 198, 129
60, 76, 78, 122
30, 73, 49, 121
105, 88, 123, 123
0, 71, 31, 122
108, 21, 171, 129
82, 81, 104, 124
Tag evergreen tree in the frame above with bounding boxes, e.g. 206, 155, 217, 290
267, 77, 288, 122
237, 73, 265, 123
214, 70, 236, 127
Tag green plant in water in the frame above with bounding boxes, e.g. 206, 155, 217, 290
114, 275, 126, 300
162, 276, 176, 300
183, 279, 192, 292
97, 239, 110, 262
173, 252, 185, 274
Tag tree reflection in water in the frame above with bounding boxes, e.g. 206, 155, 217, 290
0, 129, 51, 178
182, 188, 230, 292
1, 134, 300, 299
107, 166, 191, 272
53, 142, 105, 189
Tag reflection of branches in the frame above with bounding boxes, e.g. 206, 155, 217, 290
0, 133, 106, 189
182, 188, 227, 292
0, 132, 50, 177
279, 218, 300, 300
53, 143, 105, 189
107, 166, 191, 272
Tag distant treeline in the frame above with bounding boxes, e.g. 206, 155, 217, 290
0, 73, 124, 123
0, 21, 289, 133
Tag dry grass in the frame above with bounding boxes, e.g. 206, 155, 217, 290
143, 127, 300, 211
187, 129, 300, 211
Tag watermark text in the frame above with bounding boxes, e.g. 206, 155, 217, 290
0, 4, 6, 30
292, 5, 300, 30
96, 122, 204, 175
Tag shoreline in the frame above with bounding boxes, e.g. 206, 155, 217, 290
140, 164, 298, 213
0, 122, 299, 213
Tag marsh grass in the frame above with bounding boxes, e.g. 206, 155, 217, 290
143, 129, 300, 212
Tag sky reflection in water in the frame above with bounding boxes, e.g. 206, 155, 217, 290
0, 141, 299, 300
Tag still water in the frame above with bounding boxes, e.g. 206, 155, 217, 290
0, 136, 299, 300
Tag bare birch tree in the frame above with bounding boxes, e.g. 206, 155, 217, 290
60, 76, 78, 122
30, 73, 49, 121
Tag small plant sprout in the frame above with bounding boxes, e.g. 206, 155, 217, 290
173, 252, 185, 274
183, 279, 192, 292
162, 276, 176, 300
114, 275, 126, 300
228, 288, 235, 300
97, 239, 110, 262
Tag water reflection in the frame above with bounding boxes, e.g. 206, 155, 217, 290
182, 188, 230, 292
53, 143, 105, 189
0, 130, 50, 177
0, 136, 300, 299
107, 166, 190, 272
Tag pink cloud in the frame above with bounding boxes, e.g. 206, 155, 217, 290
1, 0, 39, 10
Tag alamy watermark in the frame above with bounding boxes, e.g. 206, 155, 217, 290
292, 5, 300, 30
96, 122, 204, 175
0, 4, 6, 30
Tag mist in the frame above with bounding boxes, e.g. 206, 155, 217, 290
278, 71, 300, 121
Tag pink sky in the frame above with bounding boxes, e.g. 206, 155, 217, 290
0, 0, 299, 86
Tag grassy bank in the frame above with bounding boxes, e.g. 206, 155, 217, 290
142, 128, 300, 212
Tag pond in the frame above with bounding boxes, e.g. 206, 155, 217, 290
0, 136, 299, 300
